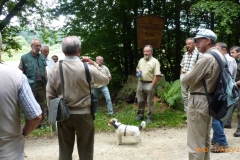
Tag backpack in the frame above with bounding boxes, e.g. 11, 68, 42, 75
202, 51, 239, 121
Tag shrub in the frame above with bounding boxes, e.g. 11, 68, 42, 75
157, 79, 183, 111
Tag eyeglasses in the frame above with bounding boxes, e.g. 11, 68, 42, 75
195, 38, 207, 43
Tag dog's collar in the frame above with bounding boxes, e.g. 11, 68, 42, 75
114, 123, 121, 130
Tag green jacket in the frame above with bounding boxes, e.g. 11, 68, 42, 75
21, 52, 47, 89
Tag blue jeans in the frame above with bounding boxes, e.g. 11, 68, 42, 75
93, 86, 113, 114
212, 118, 228, 145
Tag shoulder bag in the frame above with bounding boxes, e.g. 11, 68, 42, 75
48, 60, 70, 125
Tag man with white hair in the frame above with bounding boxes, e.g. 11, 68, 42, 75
19, 38, 47, 128
0, 32, 42, 159
41, 45, 55, 73
46, 36, 109, 160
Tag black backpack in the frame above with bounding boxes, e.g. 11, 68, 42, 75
202, 51, 239, 121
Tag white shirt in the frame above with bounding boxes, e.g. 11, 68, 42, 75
46, 57, 55, 73
225, 54, 237, 79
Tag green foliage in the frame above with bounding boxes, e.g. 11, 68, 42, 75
158, 79, 183, 111
0, 0, 60, 57
14, 36, 29, 46
191, 0, 240, 44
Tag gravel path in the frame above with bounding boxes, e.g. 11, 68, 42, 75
24, 124, 240, 160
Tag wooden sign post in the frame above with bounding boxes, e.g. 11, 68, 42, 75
136, 15, 165, 49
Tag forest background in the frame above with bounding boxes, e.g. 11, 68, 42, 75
1, 0, 240, 109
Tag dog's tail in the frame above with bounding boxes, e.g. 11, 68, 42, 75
139, 121, 146, 130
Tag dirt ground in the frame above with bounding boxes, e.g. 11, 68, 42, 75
24, 123, 240, 160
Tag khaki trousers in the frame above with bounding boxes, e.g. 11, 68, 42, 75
187, 95, 211, 160
180, 74, 189, 112
136, 81, 155, 119
58, 114, 94, 160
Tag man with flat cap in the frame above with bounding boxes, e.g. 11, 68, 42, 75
181, 29, 224, 159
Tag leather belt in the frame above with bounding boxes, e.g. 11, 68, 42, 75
190, 92, 206, 95
140, 81, 152, 83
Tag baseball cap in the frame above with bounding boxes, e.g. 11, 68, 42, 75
194, 29, 217, 42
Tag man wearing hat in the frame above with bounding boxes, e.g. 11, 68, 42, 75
181, 29, 224, 159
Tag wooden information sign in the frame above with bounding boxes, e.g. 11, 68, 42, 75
136, 15, 165, 49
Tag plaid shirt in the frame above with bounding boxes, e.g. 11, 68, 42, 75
18, 74, 42, 120
180, 49, 202, 73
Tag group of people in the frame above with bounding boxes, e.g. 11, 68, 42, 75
3, 28, 239, 160
0, 32, 119, 159
180, 29, 240, 159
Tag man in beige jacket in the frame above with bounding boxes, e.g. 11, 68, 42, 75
46, 36, 109, 160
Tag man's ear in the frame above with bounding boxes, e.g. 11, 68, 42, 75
77, 48, 81, 57
206, 38, 211, 45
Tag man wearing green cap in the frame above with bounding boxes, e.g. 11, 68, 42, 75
181, 29, 224, 159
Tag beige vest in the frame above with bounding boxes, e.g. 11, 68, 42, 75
0, 64, 24, 159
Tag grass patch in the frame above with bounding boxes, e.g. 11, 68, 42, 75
27, 126, 52, 138
94, 104, 186, 133
23, 101, 186, 138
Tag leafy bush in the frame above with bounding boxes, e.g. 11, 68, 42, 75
157, 79, 183, 111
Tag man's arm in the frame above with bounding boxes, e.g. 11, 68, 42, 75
152, 75, 160, 86
180, 67, 183, 74
45, 68, 47, 79
18, 74, 42, 136
22, 115, 42, 136
18, 58, 24, 72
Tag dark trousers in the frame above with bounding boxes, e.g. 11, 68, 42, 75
58, 114, 94, 160
224, 96, 240, 130
32, 81, 47, 124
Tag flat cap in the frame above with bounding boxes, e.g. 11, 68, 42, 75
194, 29, 217, 42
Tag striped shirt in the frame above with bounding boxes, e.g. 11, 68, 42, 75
180, 49, 202, 73
18, 74, 42, 120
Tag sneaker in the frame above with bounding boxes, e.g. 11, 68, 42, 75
146, 118, 152, 124
136, 116, 144, 121
210, 144, 229, 153
233, 130, 240, 137
224, 123, 232, 129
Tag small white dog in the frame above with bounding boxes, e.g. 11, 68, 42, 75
108, 118, 146, 147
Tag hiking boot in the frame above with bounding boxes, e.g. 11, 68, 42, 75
211, 140, 216, 145
224, 123, 232, 129
146, 118, 152, 124
210, 144, 229, 153
136, 116, 144, 121
233, 130, 240, 137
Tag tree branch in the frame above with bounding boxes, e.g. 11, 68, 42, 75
0, 0, 9, 16
0, 0, 27, 31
